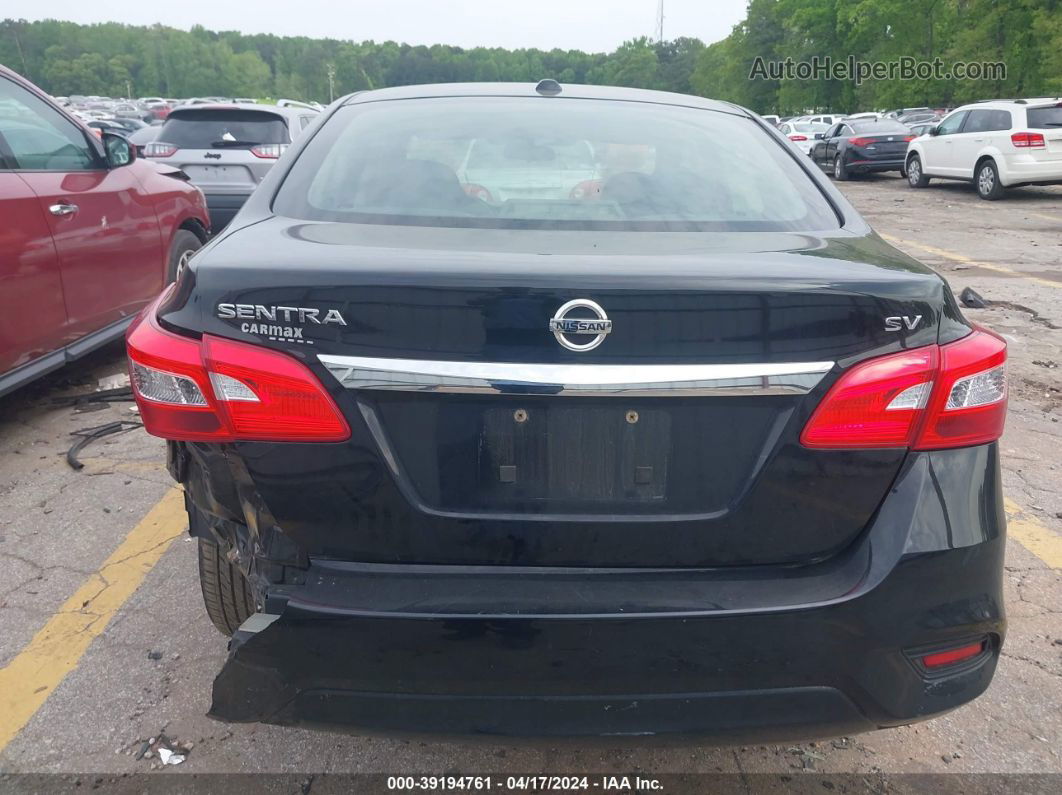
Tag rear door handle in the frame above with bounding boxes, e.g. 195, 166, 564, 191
49, 203, 78, 216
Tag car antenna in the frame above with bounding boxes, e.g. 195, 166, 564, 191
535, 79, 562, 96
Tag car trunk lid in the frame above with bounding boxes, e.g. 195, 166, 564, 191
162, 219, 951, 567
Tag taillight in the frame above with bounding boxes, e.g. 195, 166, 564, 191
801, 329, 1006, 450
463, 183, 494, 202
848, 136, 873, 146
903, 135, 916, 142
1011, 132, 1045, 149
144, 142, 178, 157
127, 298, 349, 443
913, 328, 1007, 450
569, 180, 603, 200
250, 144, 288, 159
788, 134, 808, 142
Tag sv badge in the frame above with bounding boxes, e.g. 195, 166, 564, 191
884, 315, 922, 332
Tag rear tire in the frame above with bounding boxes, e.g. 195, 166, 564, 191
832, 155, 849, 181
976, 160, 1005, 200
906, 155, 930, 188
166, 229, 202, 283
197, 536, 256, 636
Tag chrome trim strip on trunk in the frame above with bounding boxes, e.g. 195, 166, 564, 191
318, 355, 834, 397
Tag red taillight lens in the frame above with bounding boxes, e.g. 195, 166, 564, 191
1011, 132, 1046, 149
569, 180, 603, 200
913, 328, 1007, 450
144, 142, 178, 157
127, 300, 349, 443
201, 336, 349, 441
250, 144, 288, 159
801, 329, 1007, 450
788, 134, 808, 141
463, 183, 494, 202
848, 137, 873, 146
922, 640, 986, 669
801, 347, 937, 449
903, 135, 916, 142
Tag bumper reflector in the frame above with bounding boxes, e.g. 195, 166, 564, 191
922, 640, 986, 669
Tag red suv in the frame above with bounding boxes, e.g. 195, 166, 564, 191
1, 66, 209, 397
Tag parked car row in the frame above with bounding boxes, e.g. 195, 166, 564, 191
52, 94, 324, 228
769, 99, 1062, 200
142, 101, 321, 228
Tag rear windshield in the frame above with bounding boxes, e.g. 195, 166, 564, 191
273, 97, 840, 232
160, 109, 287, 149
851, 120, 910, 134
1027, 106, 1062, 128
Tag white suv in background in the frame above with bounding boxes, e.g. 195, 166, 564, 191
905, 99, 1062, 200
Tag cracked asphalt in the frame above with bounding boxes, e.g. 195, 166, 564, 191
0, 173, 1059, 789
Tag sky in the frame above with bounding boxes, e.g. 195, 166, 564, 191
2, 0, 746, 52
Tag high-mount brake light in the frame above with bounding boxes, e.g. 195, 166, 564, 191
801, 329, 1007, 450
126, 297, 350, 443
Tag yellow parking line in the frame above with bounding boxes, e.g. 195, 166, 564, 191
0, 487, 186, 753
1005, 498, 1062, 569
879, 233, 1062, 290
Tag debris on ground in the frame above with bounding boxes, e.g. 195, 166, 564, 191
66, 420, 143, 470
158, 747, 186, 766
147, 650, 163, 661
97, 372, 131, 392
956, 290, 1061, 329
135, 734, 191, 767
960, 287, 988, 308
831, 737, 851, 750
787, 746, 827, 771
1033, 360, 1058, 369
52, 385, 135, 410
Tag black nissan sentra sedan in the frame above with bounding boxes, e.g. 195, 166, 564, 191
127, 81, 1008, 740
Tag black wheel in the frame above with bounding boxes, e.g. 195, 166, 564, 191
976, 159, 1005, 200
166, 229, 202, 283
197, 535, 255, 636
832, 154, 849, 181
906, 155, 930, 188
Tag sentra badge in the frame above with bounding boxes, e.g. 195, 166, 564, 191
217, 303, 347, 345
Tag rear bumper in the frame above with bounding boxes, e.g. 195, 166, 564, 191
208, 446, 1006, 739
999, 154, 1062, 185
846, 157, 906, 173
203, 193, 250, 231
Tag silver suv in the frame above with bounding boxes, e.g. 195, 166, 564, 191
144, 102, 319, 229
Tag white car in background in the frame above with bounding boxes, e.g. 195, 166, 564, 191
778, 121, 830, 155
801, 114, 846, 126
906, 99, 1062, 200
